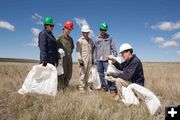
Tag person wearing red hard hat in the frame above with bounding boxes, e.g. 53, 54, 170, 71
56, 20, 74, 91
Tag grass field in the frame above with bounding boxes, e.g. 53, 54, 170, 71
0, 62, 180, 120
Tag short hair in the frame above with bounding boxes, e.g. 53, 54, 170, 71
124, 49, 133, 54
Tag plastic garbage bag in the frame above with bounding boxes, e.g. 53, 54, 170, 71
122, 83, 161, 115
107, 57, 123, 73
57, 48, 65, 75
88, 65, 101, 89
18, 63, 58, 96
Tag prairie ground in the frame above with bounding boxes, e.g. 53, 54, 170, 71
0, 62, 180, 120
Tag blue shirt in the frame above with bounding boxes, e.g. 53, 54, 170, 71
38, 29, 58, 65
94, 33, 117, 61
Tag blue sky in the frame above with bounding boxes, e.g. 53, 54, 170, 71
0, 0, 180, 62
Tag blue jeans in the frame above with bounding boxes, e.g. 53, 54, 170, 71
97, 61, 117, 92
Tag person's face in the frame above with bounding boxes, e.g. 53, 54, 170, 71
82, 32, 89, 39
45, 24, 54, 31
100, 29, 107, 36
121, 51, 131, 60
64, 27, 72, 35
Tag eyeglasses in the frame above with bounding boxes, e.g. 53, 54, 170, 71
50, 25, 54, 27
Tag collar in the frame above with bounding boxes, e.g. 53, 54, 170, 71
98, 33, 109, 39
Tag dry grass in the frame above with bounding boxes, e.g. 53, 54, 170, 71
0, 62, 180, 120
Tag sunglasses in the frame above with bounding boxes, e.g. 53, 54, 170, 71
100, 29, 107, 31
50, 25, 54, 27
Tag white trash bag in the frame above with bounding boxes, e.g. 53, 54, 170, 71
18, 63, 58, 96
122, 83, 161, 115
57, 48, 65, 75
107, 57, 124, 74
88, 65, 101, 89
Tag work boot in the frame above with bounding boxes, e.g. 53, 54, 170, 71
101, 87, 108, 92
110, 91, 117, 97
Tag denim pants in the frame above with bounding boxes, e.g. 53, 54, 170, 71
97, 61, 117, 92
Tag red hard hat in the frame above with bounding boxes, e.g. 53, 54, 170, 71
64, 21, 74, 30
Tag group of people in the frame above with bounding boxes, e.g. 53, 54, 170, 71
38, 17, 145, 98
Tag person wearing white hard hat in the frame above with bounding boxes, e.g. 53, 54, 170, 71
106, 43, 145, 91
76, 25, 94, 91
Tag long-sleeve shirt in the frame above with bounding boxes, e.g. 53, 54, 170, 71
38, 29, 58, 65
94, 33, 117, 61
113, 54, 144, 86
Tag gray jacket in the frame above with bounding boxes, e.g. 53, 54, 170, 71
94, 33, 117, 61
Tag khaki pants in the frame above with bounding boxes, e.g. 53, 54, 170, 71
78, 65, 91, 90
115, 78, 131, 98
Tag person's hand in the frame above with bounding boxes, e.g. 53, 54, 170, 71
42, 61, 47, 67
78, 59, 84, 66
92, 59, 97, 65
107, 55, 116, 63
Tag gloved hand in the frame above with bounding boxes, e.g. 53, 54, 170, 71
42, 61, 47, 67
78, 59, 84, 66
92, 59, 97, 65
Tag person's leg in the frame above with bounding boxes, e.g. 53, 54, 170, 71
78, 66, 85, 91
115, 78, 130, 98
103, 61, 117, 93
97, 61, 108, 90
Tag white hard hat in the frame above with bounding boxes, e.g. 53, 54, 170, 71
119, 43, 133, 53
81, 25, 91, 32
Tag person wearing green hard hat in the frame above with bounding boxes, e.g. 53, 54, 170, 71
94, 22, 118, 97
38, 17, 58, 67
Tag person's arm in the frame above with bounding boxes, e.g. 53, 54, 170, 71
113, 60, 125, 71
93, 40, 97, 63
117, 62, 138, 80
38, 32, 47, 62
110, 37, 118, 57
76, 41, 82, 60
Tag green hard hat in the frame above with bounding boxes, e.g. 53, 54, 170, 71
43, 17, 54, 25
99, 22, 108, 30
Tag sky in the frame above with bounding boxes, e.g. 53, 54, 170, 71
0, 0, 180, 62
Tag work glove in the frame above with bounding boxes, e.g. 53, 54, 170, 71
92, 59, 97, 65
78, 59, 84, 66
42, 61, 47, 67
92, 59, 95, 65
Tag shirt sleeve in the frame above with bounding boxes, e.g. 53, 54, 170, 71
38, 32, 47, 62
110, 37, 118, 57
113, 61, 124, 70
76, 41, 82, 60
118, 62, 138, 81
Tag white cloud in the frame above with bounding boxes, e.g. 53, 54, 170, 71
151, 21, 180, 31
0, 20, 15, 31
160, 41, 178, 48
27, 28, 40, 47
172, 32, 180, 40
176, 51, 180, 56
32, 28, 40, 36
152, 37, 166, 44
32, 13, 43, 25
74, 17, 95, 38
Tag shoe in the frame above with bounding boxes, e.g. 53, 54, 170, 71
110, 91, 117, 97
87, 86, 93, 92
101, 87, 108, 92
